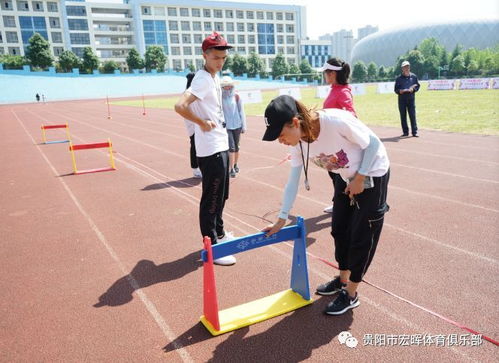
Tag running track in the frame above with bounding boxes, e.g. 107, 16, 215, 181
1, 97, 498, 362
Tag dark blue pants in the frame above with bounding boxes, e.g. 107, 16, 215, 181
398, 97, 418, 135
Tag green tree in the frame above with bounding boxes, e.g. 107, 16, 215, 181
247, 52, 265, 77
352, 61, 367, 82
450, 55, 465, 76
405, 49, 425, 77
451, 44, 463, 61
466, 60, 479, 76
101, 60, 120, 73
144, 45, 167, 72
231, 53, 248, 76
26, 33, 53, 69
288, 63, 300, 80
188, 62, 196, 72
419, 38, 443, 61
367, 62, 378, 81
81, 47, 99, 74
57, 50, 81, 72
271, 53, 288, 78
222, 55, 233, 71
378, 65, 387, 80
440, 48, 450, 68
299, 59, 314, 81
423, 55, 440, 79
0, 54, 27, 69
126, 48, 144, 71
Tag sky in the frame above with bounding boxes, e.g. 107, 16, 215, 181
89, 0, 498, 39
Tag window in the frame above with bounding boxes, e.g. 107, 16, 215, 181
225, 10, 233, 18
266, 12, 273, 20
226, 22, 234, 32
53, 46, 63, 56
214, 9, 222, 18
278, 46, 284, 54
195, 47, 202, 55
18, 1, 29, 11
277, 24, 283, 33
214, 22, 223, 31
192, 8, 200, 17
203, 9, 211, 17
180, 21, 190, 31
141, 6, 150, 15
72, 47, 84, 57
204, 22, 212, 31
47, 2, 58, 12
1, 1, 13, 11
172, 59, 182, 70
192, 21, 201, 31
19, 16, 47, 42
167, 7, 177, 16
246, 11, 254, 19
193, 34, 202, 43
179, 8, 189, 16
276, 12, 283, 20
236, 10, 243, 19
285, 12, 294, 21
247, 23, 254, 32
286, 35, 294, 43
154, 7, 165, 16
249, 46, 256, 53
287, 47, 295, 54
51, 32, 62, 43
287, 57, 295, 65
183, 46, 192, 55
248, 35, 255, 44
227, 34, 235, 44
68, 19, 88, 31
49, 17, 60, 28
3, 16, 15, 27
181, 34, 191, 43
256, 11, 264, 20
237, 47, 245, 53
257, 23, 275, 55
170, 33, 179, 44
171, 46, 180, 55
0, 32, 3, 43
66, 6, 86, 16
237, 23, 244, 32
33, 1, 43, 12
143, 20, 168, 52
8, 47, 20, 55
286, 24, 294, 33
237, 35, 245, 44
6, 31, 18, 43
70, 33, 90, 45
168, 21, 178, 31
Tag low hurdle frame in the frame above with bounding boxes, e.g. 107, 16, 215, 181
200, 216, 312, 336
41, 123, 71, 144
69, 138, 116, 175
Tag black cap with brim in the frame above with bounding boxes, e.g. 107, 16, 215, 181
262, 95, 297, 141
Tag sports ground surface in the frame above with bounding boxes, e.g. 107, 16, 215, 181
1, 98, 498, 361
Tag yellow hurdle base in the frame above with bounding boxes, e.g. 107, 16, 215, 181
200, 289, 313, 336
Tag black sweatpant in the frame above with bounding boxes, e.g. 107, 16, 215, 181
189, 135, 198, 169
331, 170, 390, 283
398, 96, 418, 135
197, 150, 230, 245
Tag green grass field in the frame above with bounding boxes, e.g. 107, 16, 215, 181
112, 84, 499, 135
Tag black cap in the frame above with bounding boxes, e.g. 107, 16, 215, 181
262, 95, 297, 141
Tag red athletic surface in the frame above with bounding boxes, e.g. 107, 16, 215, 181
1, 97, 498, 362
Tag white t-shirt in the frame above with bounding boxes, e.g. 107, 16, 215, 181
184, 119, 195, 137
289, 109, 389, 181
188, 70, 229, 157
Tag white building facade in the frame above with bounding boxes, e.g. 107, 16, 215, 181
299, 39, 331, 69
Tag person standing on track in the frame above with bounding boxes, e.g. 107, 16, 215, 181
394, 60, 420, 137
183, 72, 202, 178
174, 32, 237, 266
322, 57, 357, 214
261, 95, 390, 315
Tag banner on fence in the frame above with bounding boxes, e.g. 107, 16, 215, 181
428, 79, 455, 90
459, 78, 490, 90
351, 83, 366, 95
237, 90, 263, 104
377, 82, 395, 94
278, 87, 302, 100
492, 78, 499, 89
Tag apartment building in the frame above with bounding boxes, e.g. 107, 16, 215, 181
1, 0, 306, 71
299, 39, 331, 69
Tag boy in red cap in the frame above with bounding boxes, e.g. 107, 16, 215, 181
175, 32, 237, 266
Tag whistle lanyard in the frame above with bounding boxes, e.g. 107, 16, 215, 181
299, 141, 310, 191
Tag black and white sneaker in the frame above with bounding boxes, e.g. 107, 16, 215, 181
324, 289, 360, 315
316, 276, 346, 296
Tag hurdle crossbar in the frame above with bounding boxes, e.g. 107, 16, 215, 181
69, 138, 116, 175
41, 123, 71, 144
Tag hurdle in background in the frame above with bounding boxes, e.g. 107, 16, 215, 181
200, 216, 312, 336
41, 123, 71, 144
69, 138, 116, 175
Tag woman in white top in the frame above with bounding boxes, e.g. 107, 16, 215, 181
262, 95, 390, 316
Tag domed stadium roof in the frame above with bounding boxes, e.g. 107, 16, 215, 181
351, 19, 499, 67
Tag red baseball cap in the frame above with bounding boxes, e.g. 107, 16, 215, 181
201, 32, 233, 52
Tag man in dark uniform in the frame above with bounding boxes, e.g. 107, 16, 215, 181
394, 61, 420, 137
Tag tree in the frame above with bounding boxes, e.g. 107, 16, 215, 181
247, 52, 265, 77
299, 59, 314, 81
26, 33, 53, 69
231, 53, 248, 76
81, 47, 99, 74
188, 62, 196, 72
466, 60, 479, 76
101, 60, 120, 73
450, 55, 465, 76
352, 61, 367, 82
0, 54, 27, 69
57, 50, 81, 72
451, 44, 463, 61
419, 38, 443, 61
423, 55, 440, 79
222, 55, 233, 72
126, 48, 144, 71
271, 53, 288, 78
378, 65, 387, 80
367, 62, 377, 81
405, 49, 425, 77
144, 45, 167, 72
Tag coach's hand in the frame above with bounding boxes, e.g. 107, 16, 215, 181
263, 218, 286, 237
201, 120, 216, 132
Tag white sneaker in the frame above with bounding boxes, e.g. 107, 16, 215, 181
217, 231, 235, 243
192, 168, 202, 178
323, 204, 333, 213
213, 254, 236, 266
